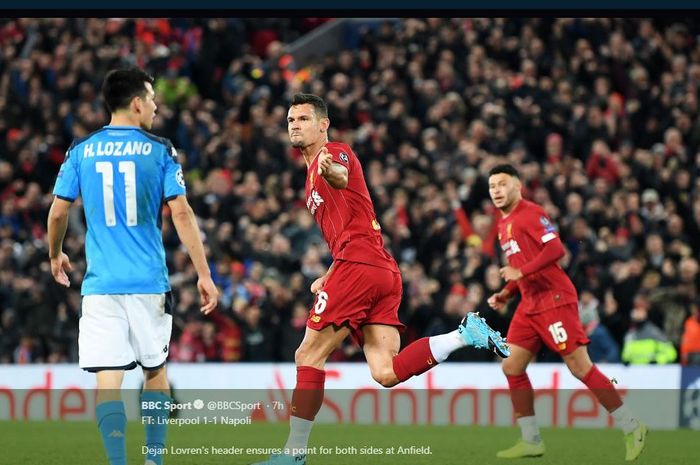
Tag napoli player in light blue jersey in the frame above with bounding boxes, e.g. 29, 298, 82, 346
47, 68, 218, 465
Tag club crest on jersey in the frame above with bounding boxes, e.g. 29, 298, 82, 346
306, 189, 324, 215
339, 152, 349, 163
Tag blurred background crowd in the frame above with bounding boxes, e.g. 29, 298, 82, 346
1, 18, 699, 366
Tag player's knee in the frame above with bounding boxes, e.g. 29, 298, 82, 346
143, 366, 169, 390
567, 361, 592, 380
370, 367, 399, 388
144, 365, 166, 378
564, 349, 593, 380
502, 358, 526, 377
295, 345, 323, 368
294, 346, 311, 366
373, 372, 399, 388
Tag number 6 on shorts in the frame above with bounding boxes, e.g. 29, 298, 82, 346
314, 291, 329, 314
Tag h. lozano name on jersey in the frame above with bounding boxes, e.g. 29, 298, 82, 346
83, 141, 153, 158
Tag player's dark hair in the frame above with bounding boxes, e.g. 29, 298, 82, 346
102, 68, 155, 113
290, 93, 328, 119
489, 163, 520, 179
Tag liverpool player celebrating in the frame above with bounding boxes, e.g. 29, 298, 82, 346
252, 94, 510, 465
486, 164, 646, 461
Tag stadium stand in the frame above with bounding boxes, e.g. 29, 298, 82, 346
1, 18, 699, 365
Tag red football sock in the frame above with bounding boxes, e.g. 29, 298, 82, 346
291, 366, 326, 421
507, 373, 535, 417
581, 365, 623, 412
392, 337, 437, 383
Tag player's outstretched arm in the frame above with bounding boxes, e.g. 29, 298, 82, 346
47, 197, 73, 287
317, 147, 348, 189
167, 195, 219, 314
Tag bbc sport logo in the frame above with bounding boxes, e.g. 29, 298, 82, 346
680, 367, 700, 430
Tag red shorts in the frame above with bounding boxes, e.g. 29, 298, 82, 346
307, 260, 404, 344
507, 303, 590, 356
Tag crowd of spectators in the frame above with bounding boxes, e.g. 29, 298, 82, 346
1, 18, 700, 366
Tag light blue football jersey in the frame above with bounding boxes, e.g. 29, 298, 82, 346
53, 125, 186, 295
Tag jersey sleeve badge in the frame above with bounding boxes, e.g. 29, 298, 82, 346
539, 216, 557, 233
539, 216, 558, 243
176, 168, 185, 188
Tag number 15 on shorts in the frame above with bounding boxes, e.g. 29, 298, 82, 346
548, 321, 568, 344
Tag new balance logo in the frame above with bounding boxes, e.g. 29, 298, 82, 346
108, 430, 124, 438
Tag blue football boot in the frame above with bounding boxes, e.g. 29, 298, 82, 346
458, 312, 511, 358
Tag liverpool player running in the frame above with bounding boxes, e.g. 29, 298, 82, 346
486, 164, 646, 461
252, 94, 510, 465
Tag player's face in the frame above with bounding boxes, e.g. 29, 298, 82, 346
136, 82, 157, 130
488, 173, 521, 210
287, 104, 327, 149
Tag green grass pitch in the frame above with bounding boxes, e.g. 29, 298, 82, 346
0, 421, 695, 465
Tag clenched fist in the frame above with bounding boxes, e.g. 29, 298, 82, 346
317, 147, 332, 177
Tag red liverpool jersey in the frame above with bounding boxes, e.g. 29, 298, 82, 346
498, 199, 578, 313
305, 142, 398, 272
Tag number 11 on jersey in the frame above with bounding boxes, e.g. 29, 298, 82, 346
96, 161, 137, 227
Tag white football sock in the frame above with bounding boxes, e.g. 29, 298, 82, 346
283, 415, 314, 455
517, 416, 542, 443
428, 330, 465, 363
611, 404, 640, 434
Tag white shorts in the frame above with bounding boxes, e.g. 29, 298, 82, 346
79, 293, 173, 372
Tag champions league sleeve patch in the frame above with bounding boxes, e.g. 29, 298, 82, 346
339, 152, 349, 163
176, 168, 185, 188
539, 216, 558, 243
539, 216, 557, 233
